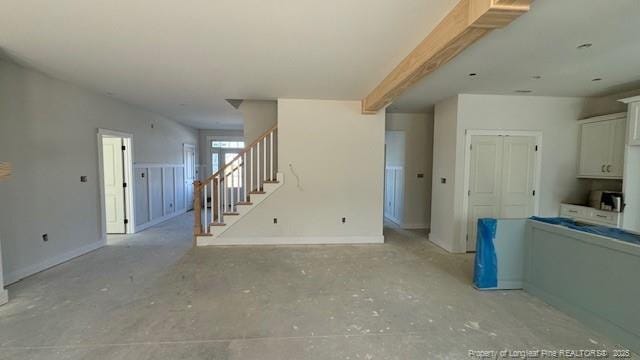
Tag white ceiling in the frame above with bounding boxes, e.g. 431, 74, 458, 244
0, 0, 459, 129
390, 0, 640, 112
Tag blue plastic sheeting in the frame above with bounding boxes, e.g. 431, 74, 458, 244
529, 217, 640, 246
473, 218, 498, 289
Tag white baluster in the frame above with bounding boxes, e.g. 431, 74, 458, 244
263, 138, 267, 184
223, 175, 227, 215
270, 131, 274, 181
217, 176, 222, 223
203, 183, 208, 232
236, 161, 240, 205
210, 179, 214, 226
229, 171, 233, 212
243, 153, 247, 202
257, 142, 261, 190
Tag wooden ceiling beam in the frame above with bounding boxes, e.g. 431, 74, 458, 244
362, 0, 531, 114
0, 162, 12, 180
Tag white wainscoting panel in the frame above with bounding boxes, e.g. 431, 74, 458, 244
134, 164, 187, 231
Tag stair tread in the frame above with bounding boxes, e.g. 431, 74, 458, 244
263, 180, 279, 183
223, 212, 240, 216
209, 222, 226, 226
236, 202, 253, 205
250, 191, 266, 194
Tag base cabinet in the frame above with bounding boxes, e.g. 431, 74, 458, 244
560, 204, 622, 228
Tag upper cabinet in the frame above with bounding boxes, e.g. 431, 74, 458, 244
620, 96, 640, 146
578, 113, 626, 179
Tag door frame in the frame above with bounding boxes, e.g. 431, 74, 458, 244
97, 129, 135, 242
183, 143, 196, 210
461, 129, 542, 252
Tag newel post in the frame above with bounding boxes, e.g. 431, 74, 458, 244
193, 180, 203, 240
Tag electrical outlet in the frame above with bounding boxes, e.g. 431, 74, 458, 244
441, 178, 447, 184
342, 217, 346, 224
273, 218, 278, 224
80, 176, 88, 182
42, 234, 48, 242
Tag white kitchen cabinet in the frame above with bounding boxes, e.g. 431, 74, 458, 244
560, 204, 623, 228
621, 98, 640, 146
578, 113, 626, 179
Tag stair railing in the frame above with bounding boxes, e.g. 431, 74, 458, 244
193, 125, 278, 238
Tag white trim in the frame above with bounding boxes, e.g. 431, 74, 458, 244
578, 112, 627, 124
428, 235, 454, 253
401, 223, 429, 230
97, 129, 135, 240
461, 129, 543, 252
619, 96, 640, 104
134, 163, 184, 168
197, 235, 384, 246
0, 289, 7, 305
134, 208, 187, 232
3, 239, 104, 285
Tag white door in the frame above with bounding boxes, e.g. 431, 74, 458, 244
103, 137, 126, 234
184, 145, 196, 211
467, 136, 503, 252
501, 136, 536, 218
467, 135, 537, 251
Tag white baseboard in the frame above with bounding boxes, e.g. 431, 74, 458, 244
0, 289, 7, 306
4, 239, 105, 286
134, 208, 187, 233
401, 223, 429, 230
198, 235, 384, 246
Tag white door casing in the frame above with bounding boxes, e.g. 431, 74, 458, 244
103, 137, 126, 234
465, 132, 540, 252
184, 144, 196, 211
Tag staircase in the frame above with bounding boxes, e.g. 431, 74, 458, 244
193, 125, 283, 246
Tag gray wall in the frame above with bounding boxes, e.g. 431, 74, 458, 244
239, 100, 277, 145
0, 59, 198, 284
430, 94, 589, 253
221, 99, 385, 242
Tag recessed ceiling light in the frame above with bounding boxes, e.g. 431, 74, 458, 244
515, 89, 533, 93
577, 43, 592, 49
468, 73, 478, 77
592, 78, 602, 82
531, 75, 542, 80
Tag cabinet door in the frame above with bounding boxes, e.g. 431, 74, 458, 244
628, 103, 640, 146
608, 118, 626, 177
579, 121, 611, 177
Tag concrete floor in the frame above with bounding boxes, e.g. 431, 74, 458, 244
0, 214, 629, 359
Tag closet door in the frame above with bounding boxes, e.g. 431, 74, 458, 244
500, 136, 536, 218
467, 136, 503, 251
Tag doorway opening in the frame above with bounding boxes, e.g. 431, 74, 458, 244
184, 144, 196, 211
98, 129, 134, 242
384, 131, 405, 226
462, 130, 542, 252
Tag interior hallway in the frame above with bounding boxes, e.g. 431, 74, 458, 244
0, 214, 619, 359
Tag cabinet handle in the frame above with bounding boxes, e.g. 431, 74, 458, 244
596, 214, 607, 219
606, 165, 612, 172
568, 210, 578, 213
601, 165, 606, 172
